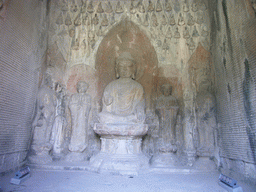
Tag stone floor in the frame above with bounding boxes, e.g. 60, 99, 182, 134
1, 169, 255, 192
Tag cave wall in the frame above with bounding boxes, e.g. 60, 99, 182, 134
46, 0, 215, 161
209, 0, 256, 181
0, 0, 48, 173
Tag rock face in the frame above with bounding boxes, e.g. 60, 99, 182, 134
90, 52, 149, 175
28, 0, 219, 175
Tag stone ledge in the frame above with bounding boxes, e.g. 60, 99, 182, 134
27, 161, 218, 174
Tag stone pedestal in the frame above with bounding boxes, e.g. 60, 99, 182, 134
90, 123, 149, 175
28, 143, 52, 164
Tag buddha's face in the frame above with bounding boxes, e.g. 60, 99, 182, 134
162, 85, 172, 96
77, 82, 88, 93
116, 59, 135, 78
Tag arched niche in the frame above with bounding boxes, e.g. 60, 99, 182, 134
95, 18, 158, 110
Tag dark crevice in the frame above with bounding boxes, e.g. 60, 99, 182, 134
222, 0, 233, 58
243, 58, 256, 163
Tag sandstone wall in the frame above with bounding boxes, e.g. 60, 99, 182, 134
0, 0, 48, 173
209, 0, 256, 182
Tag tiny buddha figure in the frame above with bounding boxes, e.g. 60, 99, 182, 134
98, 52, 145, 125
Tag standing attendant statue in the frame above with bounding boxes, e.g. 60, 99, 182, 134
151, 84, 180, 167
66, 81, 91, 161
29, 76, 56, 164
51, 83, 67, 158
195, 90, 216, 157
156, 84, 179, 153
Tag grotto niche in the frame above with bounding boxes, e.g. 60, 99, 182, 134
29, 2, 217, 174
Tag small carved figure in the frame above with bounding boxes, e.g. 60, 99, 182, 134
156, 84, 179, 152
69, 81, 91, 153
151, 12, 158, 27
199, 1, 207, 11
147, 0, 155, 12
192, 0, 198, 12
136, 14, 142, 24
70, 3, 78, 13
65, 13, 72, 26
183, 26, 190, 39
192, 26, 200, 37
115, 1, 124, 13
101, 14, 109, 26
174, 27, 181, 39
178, 13, 185, 26
156, 0, 163, 12
105, 1, 113, 13
110, 13, 115, 25
89, 30, 96, 49
74, 14, 82, 26
187, 13, 195, 26
97, 2, 104, 13
61, 0, 68, 12
161, 14, 167, 25
197, 12, 204, 25
183, 1, 189, 12
82, 39, 87, 50
138, 0, 145, 13
69, 27, 75, 37
173, 0, 180, 12
81, 1, 87, 13
71, 38, 80, 50
187, 37, 196, 50
92, 14, 99, 26
169, 14, 176, 26
201, 26, 209, 37
159, 25, 164, 37
87, 1, 94, 13
162, 39, 169, 51
130, 0, 137, 14
82, 14, 90, 26
97, 26, 104, 36
165, 0, 172, 12
166, 27, 172, 39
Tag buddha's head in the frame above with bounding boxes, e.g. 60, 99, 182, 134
77, 81, 89, 93
161, 84, 172, 96
115, 52, 136, 79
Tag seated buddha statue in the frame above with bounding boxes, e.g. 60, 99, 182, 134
98, 52, 146, 124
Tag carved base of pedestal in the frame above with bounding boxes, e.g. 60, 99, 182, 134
150, 153, 181, 167
29, 143, 52, 164
90, 135, 149, 175
193, 157, 216, 170
90, 152, 149, 175
28, 154, 52, 164
65, 152, 86, 162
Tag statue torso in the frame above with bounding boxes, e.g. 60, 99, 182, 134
102, 78, 144, 116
